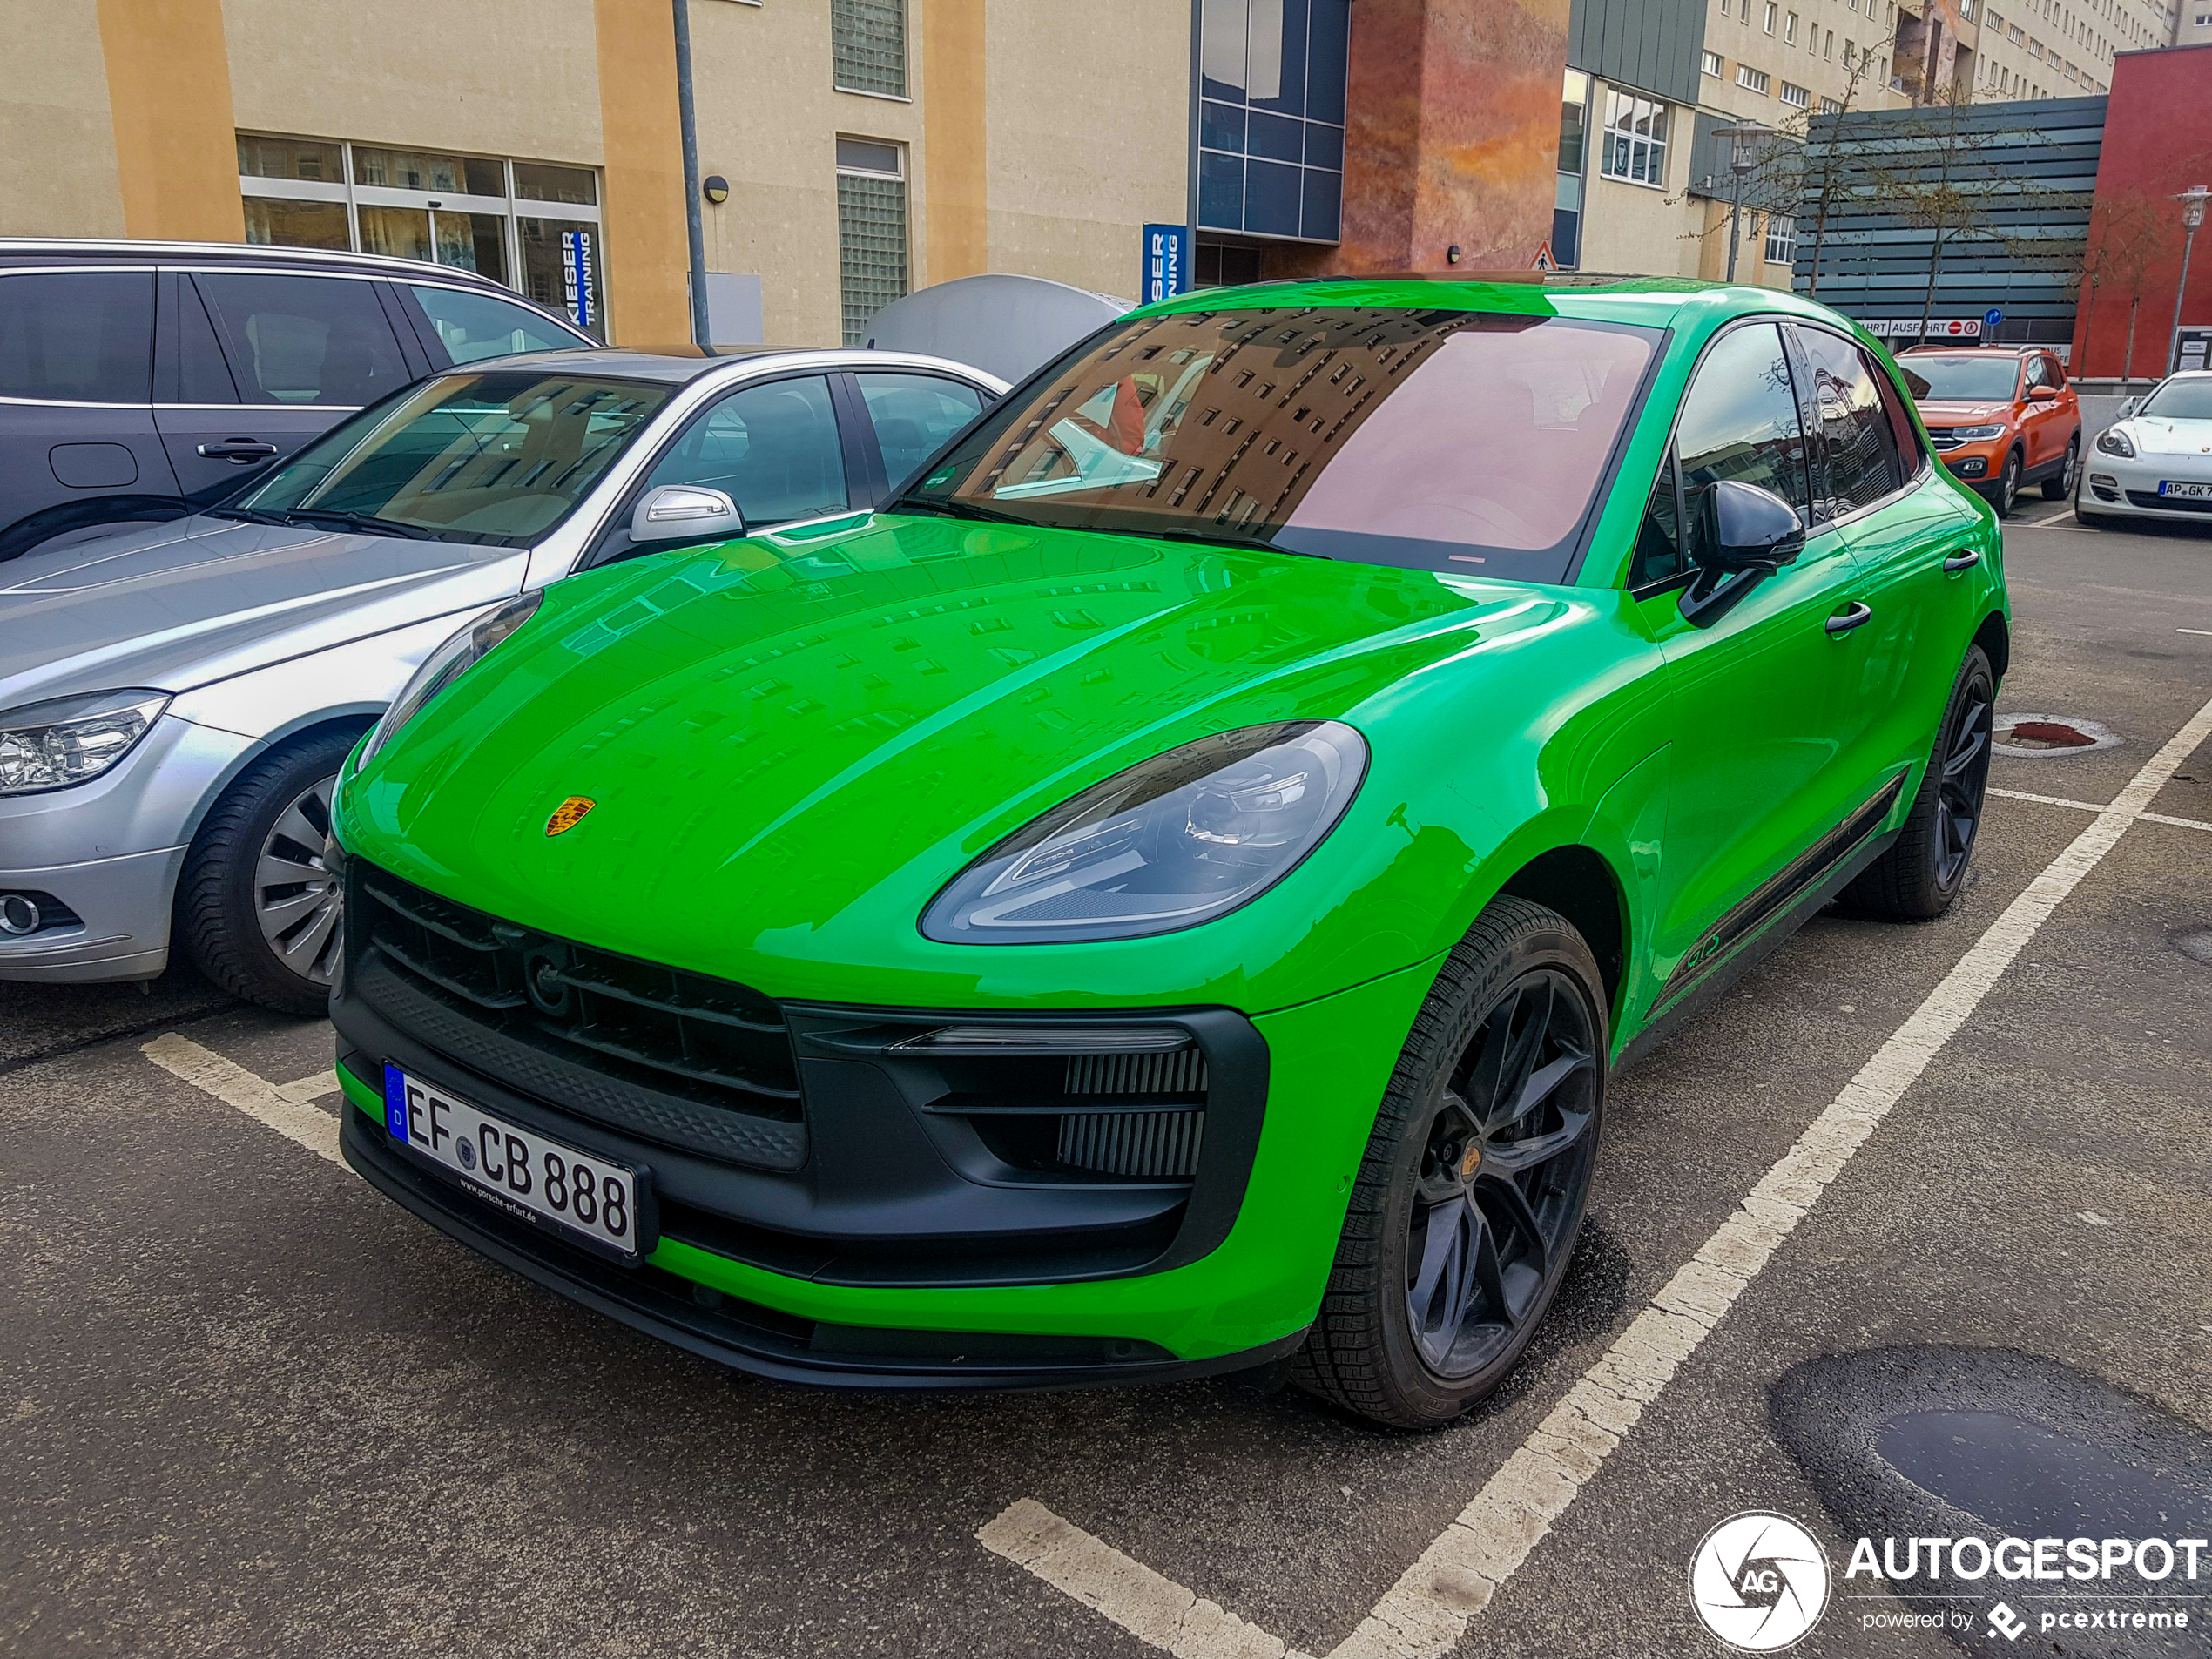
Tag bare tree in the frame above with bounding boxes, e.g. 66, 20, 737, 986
1795, 54, 1881, 298
2076, 191, 2165, 382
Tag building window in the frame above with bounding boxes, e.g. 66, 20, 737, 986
1764, 212, 1797, 264
1737, 63, 1771, 91
1703, 48, 1725, 74
832, 0, 907, 98
1764, 0, 1778, 29
1556, 69, 1588, 266
1786, 10, 1799, 41
1197, 0, 1352, 244
1599, 90, 1669, 187
1819, 94, 1844, 111
234, 133, 604, 337
1780, 79, 1811, 105
835, 138, 907, 345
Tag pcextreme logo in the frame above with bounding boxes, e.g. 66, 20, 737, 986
1688, 1512, 1833, 1652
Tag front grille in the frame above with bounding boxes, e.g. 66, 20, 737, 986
1057, 1109, 1205, 1179
1066, 1049, 1208, 1096
2128, 489, 2212, 514
353, 863, 806, 1168
1925, 428, 1963, 449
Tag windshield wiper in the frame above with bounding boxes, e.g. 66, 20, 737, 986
280, 508, 433, 541
884, 495, 1032, 527
1149, 526, 1315, 559
204, 506, 289, 526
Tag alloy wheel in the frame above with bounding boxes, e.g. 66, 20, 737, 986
1934, 685, 1993, 888
1998, 452, 2020, 515
253, 772, 344, 987
2060, 435, 2079, 494
1404, 968, 1599, 1379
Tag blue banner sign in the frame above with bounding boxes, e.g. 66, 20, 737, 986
562, 229, 595, 330
1142, 224, 1190, 305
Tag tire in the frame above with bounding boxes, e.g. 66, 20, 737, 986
1988, 448, 2022, 517
177, 725, 364, 1015
1293, 897, 1608, 1430
1840, 645, 1994, 921
2041, 434, 2080, 500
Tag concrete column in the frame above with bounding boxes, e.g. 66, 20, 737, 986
97, 0, 245, 241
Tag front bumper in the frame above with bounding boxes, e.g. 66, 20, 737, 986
330, 861, 1439, 1379
2079, 450, 2212, 520
0, 714, 253, 983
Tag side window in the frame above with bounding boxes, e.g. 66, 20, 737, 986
192, 273, 410, 406
854, 372, 985, 488
178, 280, 240, 402
1797, 327, 1903, 519
0, 271, 153, 403
1675, 322, 1810, 563
638, 374, 847, 526
2041, 353, 2067, 389
1629, 449, 1686, 589
406, 285, 584, 366
1871, 361, 1925, 475
2020, 354, 2048, 394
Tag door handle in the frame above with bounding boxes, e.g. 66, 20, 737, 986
198, 438, 280, 462
1942, 549, 1981, 572
1825, 602, 1873, 635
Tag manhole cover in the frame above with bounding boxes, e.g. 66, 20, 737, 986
1991, 713, 2120, 757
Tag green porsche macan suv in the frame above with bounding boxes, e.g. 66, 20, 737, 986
330, 277, 2005, 1428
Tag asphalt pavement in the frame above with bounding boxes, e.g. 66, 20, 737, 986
3, 501, 2209, 1659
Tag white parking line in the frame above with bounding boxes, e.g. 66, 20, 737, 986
1989, 786, 2212, 833
2021, 507, 2076, 528
142, 1034, 345, 1166
981, 686, 2212, 1659
2182, 628, 2212, 637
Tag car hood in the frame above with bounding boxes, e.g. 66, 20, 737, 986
1915, 401, 2014, 425
341, 512, 1574, 1001
2112, 416, 2212, 457
0, 516, 524, 713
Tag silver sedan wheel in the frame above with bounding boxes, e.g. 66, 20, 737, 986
253, 772, 344, 987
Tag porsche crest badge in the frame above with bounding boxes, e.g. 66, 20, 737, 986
544, 796, 597, 837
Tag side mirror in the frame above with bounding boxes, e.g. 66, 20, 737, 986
631, 482, 745, 544
1679, 480, 1806, 628
2117, 396, 2141, 418
2027, 383, 2059, 402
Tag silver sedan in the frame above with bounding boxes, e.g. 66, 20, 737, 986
0, 347, 1005, 1010
2075, 370, 2212, 528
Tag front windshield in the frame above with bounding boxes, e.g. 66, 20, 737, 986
900, 307, 1660, 582
2139, 378, 2212, 420
1905, 354, 2022, 401
234, 371, 672, 546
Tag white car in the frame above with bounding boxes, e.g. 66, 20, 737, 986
2075, 370, 2212, 527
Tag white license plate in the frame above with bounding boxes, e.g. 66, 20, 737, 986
383, 1066, 644, 1259
2157, 480, 2212, 500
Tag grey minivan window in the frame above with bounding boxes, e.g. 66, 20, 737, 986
405, 284, 585, 365
0, 271, 153, 403
193, 272, 410, 406
233, 371, 671, 545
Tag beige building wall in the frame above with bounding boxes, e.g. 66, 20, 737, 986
0, 1, 125, 236
982, 0, 1190, 300
1575, 114, 1703, 279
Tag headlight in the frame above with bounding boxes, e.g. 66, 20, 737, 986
0, 689, 170, 795
357, 592, 542, 768
1952, 424, 2006, 441
2096, 428, 2136, 458
921, 721, 1367, 944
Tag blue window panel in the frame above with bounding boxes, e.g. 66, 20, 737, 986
1248, 110, 1305, 164
1251, 0, 1310, 117
1551, 207, 1581, 268
1198, 150, 1247, 232
1246, 158, 1302, 236
1301, 166, 1343, 242
1201, 99, 1249, 154
1304, 121, 1345, 170
1305, 0, 1351, 125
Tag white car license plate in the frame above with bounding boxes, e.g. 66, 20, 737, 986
2157, 480, 2212, 500
383, 1066, 644, 1259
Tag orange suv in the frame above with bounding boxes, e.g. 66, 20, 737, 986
1898, 345, 2081, 517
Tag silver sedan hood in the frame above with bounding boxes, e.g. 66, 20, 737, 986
2114, 416, 2212, 459
0, 516, 526, 711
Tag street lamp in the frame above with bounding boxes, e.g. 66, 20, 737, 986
1712, 121, 1776, 284
2168, 184, 2209, 379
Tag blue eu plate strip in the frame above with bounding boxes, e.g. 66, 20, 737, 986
382, 1064, 408, 1141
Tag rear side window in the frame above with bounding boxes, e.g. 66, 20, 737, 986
405, 284, 583, 366
1871, 362, 1925, 474
1797, 327, 1902, 519
193, 272, 410, 406
855, 371, 984, 486
0, 270, 153, 402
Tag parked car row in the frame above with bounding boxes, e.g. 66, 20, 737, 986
2074, 370, 2212, 528
0, 237, 1006, 1008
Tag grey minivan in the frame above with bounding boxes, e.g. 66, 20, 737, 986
0, 239, 593, 561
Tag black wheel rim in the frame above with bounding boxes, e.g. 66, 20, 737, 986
1934, 684, 1993, 887
1404, 969, 1598, 1380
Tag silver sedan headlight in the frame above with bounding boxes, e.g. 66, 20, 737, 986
356, 592, 543, 769
921, 721, 1367, 944
2095, 428, 2137, 458
0, 689, 171, 795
